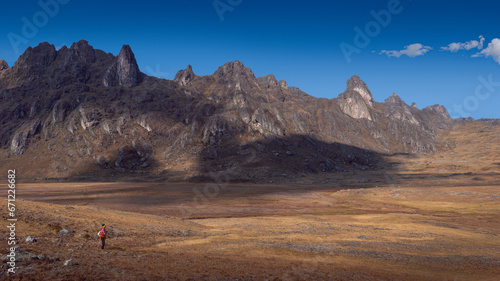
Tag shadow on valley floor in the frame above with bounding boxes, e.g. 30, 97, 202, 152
10, 132, 409, 218
64, 131, 399, 187
190, 133, 394, 184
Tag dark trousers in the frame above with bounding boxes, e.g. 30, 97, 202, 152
100, 237, 106, 249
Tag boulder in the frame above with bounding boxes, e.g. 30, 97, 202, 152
25, 236, 37, 243
58, 229, 72, 236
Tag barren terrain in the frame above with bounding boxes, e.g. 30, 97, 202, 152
1, 122, 499, 280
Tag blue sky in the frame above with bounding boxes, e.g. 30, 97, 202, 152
1, 0, 499, 118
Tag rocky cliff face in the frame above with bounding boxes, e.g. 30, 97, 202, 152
0, 41, 454, 181
346, 75, 374, 106
103, 45, 142, 88
174, 65, 195, 86
336, 75, 374, 120
0, 59, 8, 71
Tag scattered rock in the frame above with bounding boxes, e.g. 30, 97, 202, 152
13, 245, 24, 252
25, 236, 37, 243
2, 251, 38, 262
58, 229, 72, 236
63, 259, 74, 266
1, 255, 10, 262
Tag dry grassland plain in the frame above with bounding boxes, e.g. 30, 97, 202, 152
1, 122, 499, 280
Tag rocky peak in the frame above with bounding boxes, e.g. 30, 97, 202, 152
336, 75, 374, 120
345, 75, 374, 106
15, 42, 57, 69
418, 104, 453, 131
384, 93, 421, 126
385, 93, 408, 107
103, 45, 141, 88
411, 102, 417, 108
256, 74, 289, 91
278, 80, 288, 89
214, 60, 255, 80
68, 40, 96, 63
0, 59, 8, 71
423, 104, 451, 120
257, 74, 278, 88
7, 42, 57, 84
174, 65, 195, 86
212, 60, 258, 93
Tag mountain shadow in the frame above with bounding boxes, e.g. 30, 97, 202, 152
0, 41, 454, 184
189, 133, 392, 184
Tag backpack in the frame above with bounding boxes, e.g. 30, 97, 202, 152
98, 228, 106, 238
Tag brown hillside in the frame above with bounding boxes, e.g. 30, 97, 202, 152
0, 41, 458, 182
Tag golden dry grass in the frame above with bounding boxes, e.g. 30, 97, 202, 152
1, 121, 499, 280
1, 180, 499, 280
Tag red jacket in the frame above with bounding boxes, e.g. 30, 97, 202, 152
98, 227, 107, 238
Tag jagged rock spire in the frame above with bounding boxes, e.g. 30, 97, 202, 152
103, 45, 141, 88
0, 59, 8, 71
385, 92, 408, 107
214, 60, 255, 80
68, 40, 96, 63
346, 75, 374, 106
15, 42, 57, 69
336, 75, 374, 120
174, 65, 195, 86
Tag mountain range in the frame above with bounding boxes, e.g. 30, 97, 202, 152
0, 40, 458, 182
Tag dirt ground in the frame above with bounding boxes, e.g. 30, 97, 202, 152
1, 179, 499, 281
1, 122, 499, 280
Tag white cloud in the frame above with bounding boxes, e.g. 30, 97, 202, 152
443, 42, 461, 52
380, 43, 432, 58
441, 36, 485, 52
472, 38, 500, 64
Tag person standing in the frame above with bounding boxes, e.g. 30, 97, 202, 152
98, 224, 107, 249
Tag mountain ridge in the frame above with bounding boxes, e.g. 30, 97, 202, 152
0, 40, 461, 182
